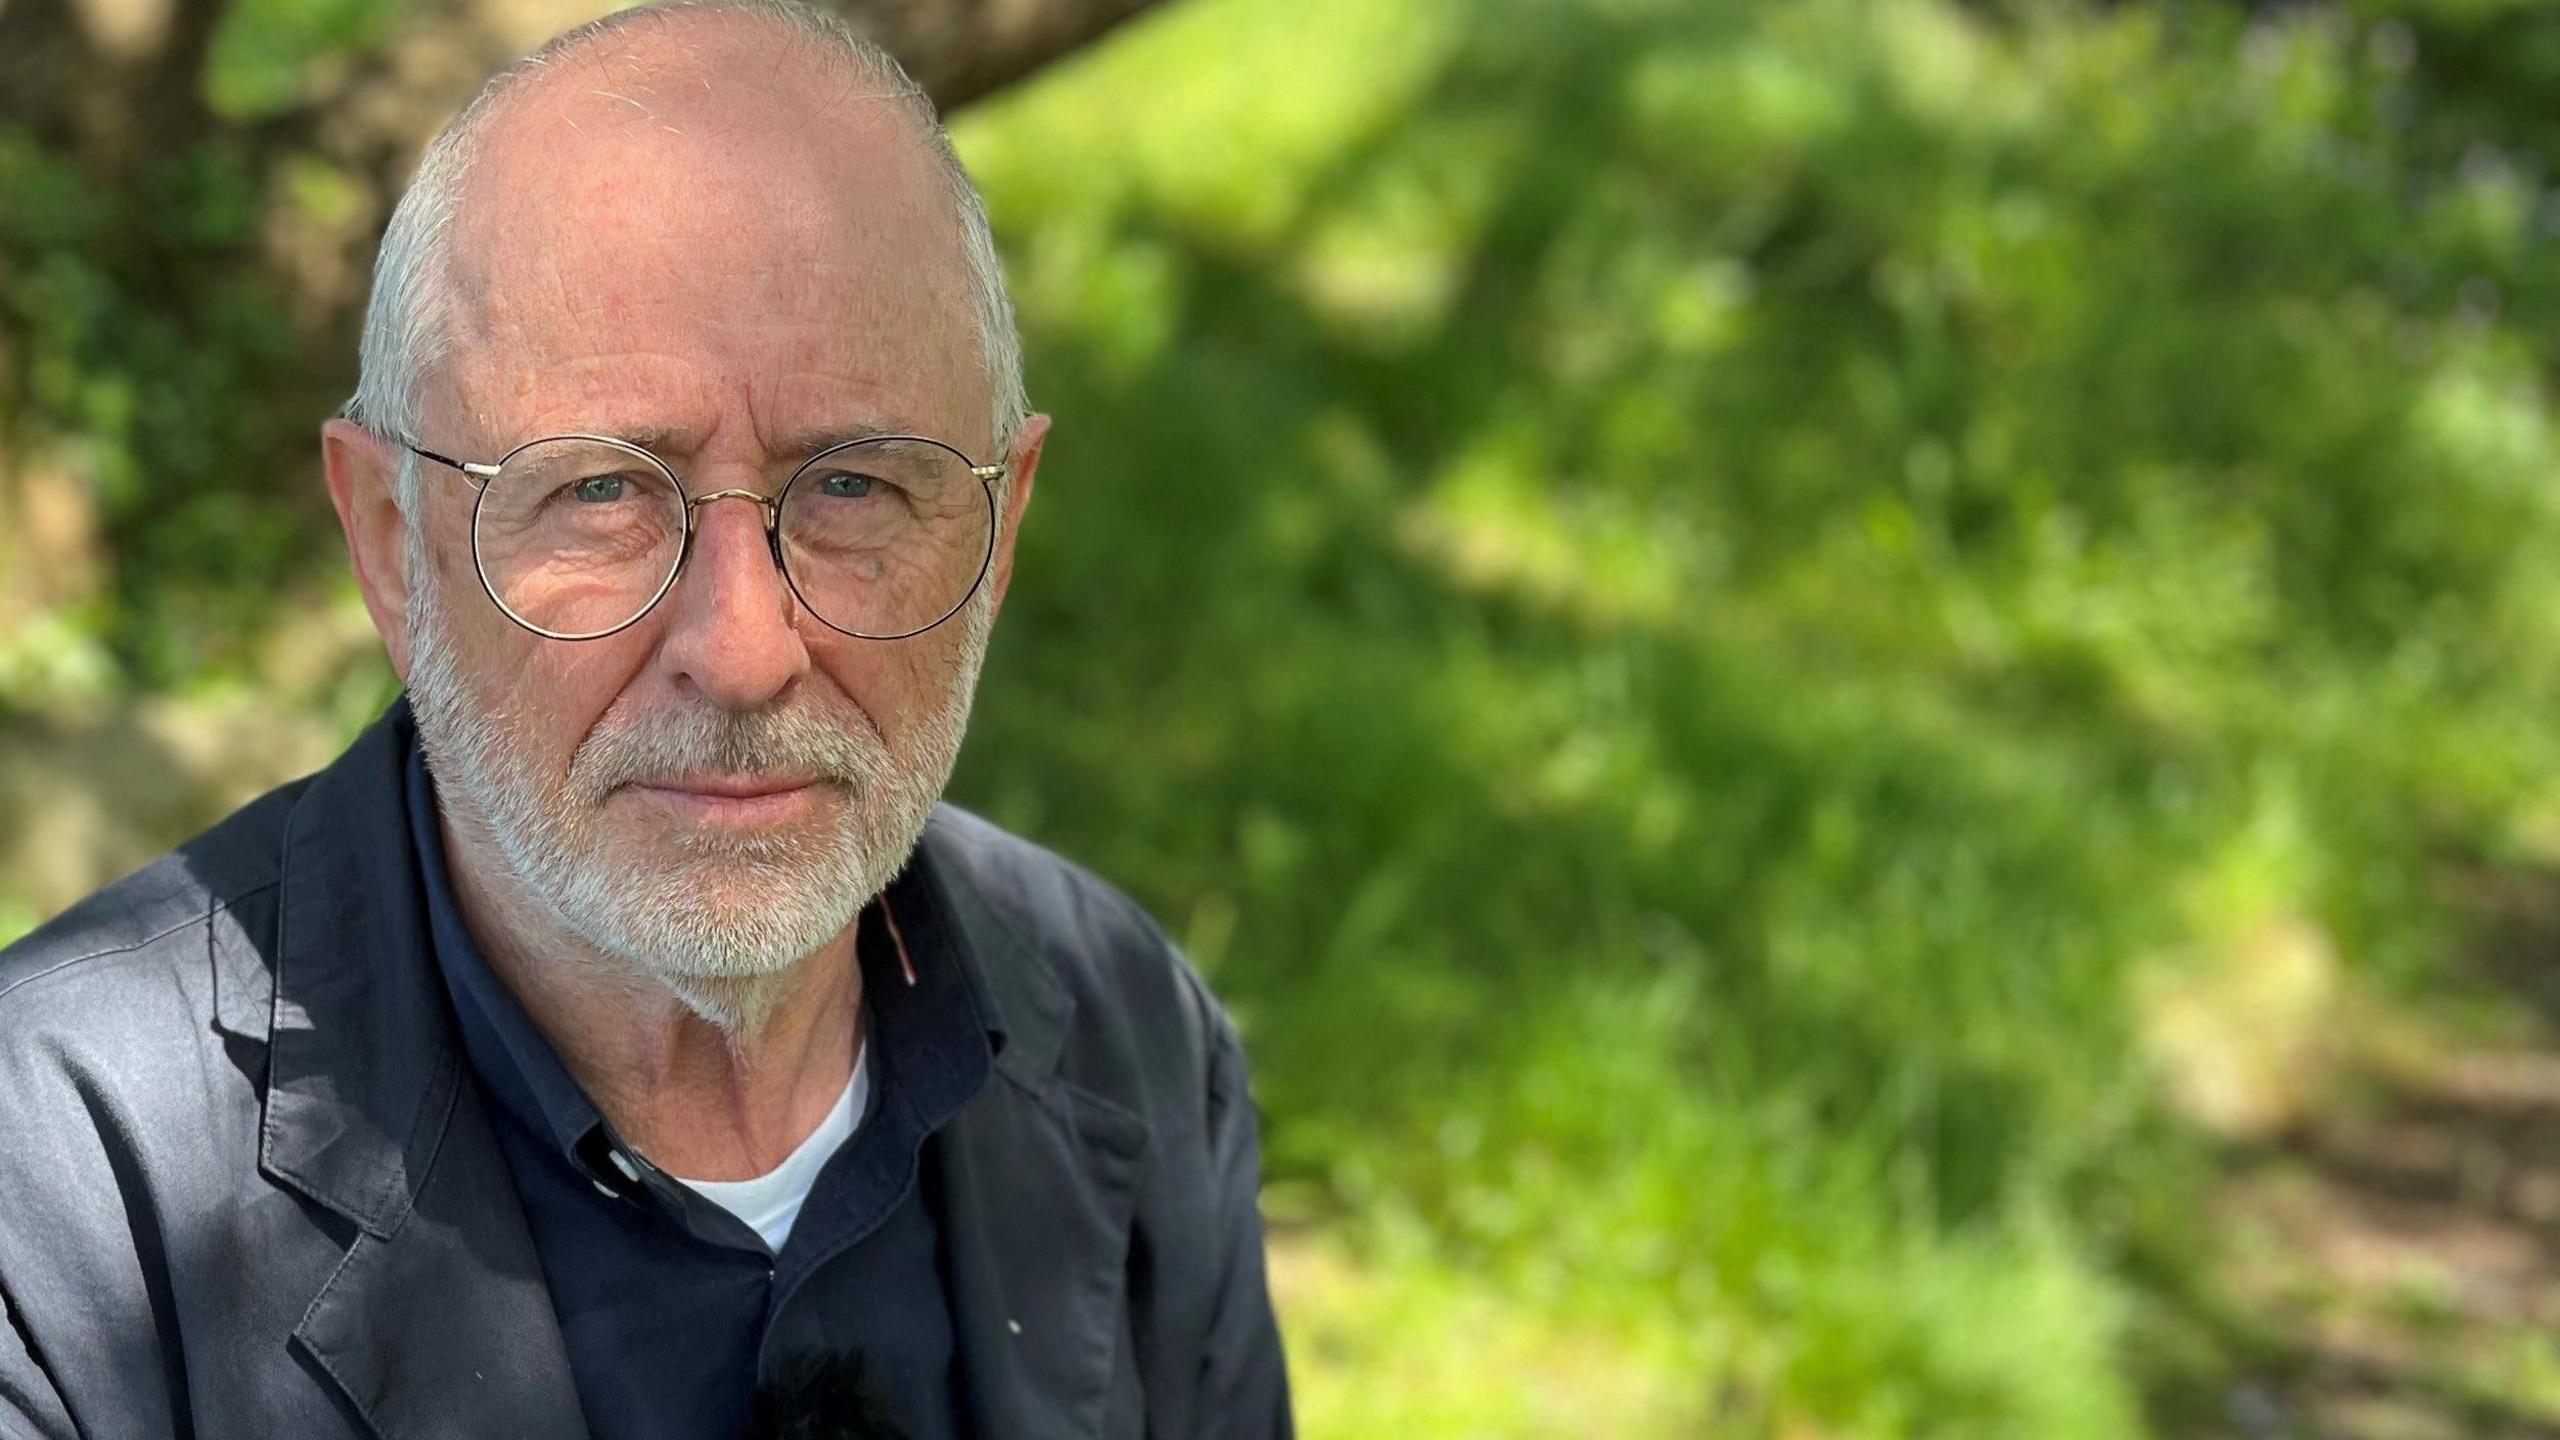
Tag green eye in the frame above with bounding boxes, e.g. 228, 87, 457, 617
813, 471, 875, 499
571, 474, 628, 503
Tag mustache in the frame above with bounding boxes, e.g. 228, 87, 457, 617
567, 698, 893, 796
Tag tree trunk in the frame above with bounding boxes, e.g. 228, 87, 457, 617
0, 0, 1166, 167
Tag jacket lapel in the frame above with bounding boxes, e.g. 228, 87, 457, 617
254, 703, 590, 1440
909, 820, 1149, 1438
291, 1084, 590, 1440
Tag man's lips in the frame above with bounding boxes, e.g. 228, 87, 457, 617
633, 773, 824, 800
624, 774, 829, 822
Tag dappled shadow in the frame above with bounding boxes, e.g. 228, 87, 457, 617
2288, 1060, 2560, 1238
2176, 1035, 2560, 1439
2450, 867, 2560, 1040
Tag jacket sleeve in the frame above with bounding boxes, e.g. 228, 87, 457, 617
1193, 999, 1294, 1439
0, 1281, 75, 1440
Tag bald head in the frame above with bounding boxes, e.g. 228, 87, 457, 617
349, 1, 1024, 508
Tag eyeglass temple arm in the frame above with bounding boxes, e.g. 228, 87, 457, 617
405, 443, 501, 485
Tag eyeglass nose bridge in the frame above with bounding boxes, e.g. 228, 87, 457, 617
688, 487, 780, 520
680, 486, 786, 567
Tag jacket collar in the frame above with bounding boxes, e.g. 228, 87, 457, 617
259, 699, 461, 1239
904, 810, 1067, 1082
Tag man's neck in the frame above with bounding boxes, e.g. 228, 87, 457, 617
437, 809, 865, 1182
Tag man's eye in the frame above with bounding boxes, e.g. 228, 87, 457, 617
571, 474, 629, 503
813, 471, 876, 499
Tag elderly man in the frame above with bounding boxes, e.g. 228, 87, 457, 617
0, 4, 1290, 1437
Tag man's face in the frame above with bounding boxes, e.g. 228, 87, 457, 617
374, 31, 1032, 1023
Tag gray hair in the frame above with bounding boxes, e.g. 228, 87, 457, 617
345, 0, 1028, 514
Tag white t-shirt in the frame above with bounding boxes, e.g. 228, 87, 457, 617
675, 1046, 869, 1253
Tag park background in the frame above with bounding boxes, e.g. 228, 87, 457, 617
11, 0, 2560, 1433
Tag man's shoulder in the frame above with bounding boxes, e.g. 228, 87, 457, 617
922, 803, 1214, 1004
922, 805, 1240, 1103
0, 776, 308, 1034
923, 804, 1167, 950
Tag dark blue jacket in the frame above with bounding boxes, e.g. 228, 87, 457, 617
0, 702, 1291, 1439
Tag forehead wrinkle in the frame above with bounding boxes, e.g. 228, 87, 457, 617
452, 349, 720, 456
765, 369, 950, 452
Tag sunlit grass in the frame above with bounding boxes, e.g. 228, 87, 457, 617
1270, 1230, 1703, 1438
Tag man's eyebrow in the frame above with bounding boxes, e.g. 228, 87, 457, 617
771, 421, 900, 457
599, 425, 700, 458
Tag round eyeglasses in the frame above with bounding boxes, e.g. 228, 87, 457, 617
401, 432, 1005, 642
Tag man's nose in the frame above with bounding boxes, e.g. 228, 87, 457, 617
653, 491, 811, 712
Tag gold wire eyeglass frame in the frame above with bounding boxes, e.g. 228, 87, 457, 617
402, 431, 1007, 643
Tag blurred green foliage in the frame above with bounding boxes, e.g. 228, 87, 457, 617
12, 0, 2560, 1432
952, 0, 2560, 1430
0, 121, 331, 693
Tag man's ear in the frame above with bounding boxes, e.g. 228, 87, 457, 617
321, 418, 418, 683
985, 412, 1048, 617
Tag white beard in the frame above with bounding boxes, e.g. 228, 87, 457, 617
401, 536, 989, 1035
